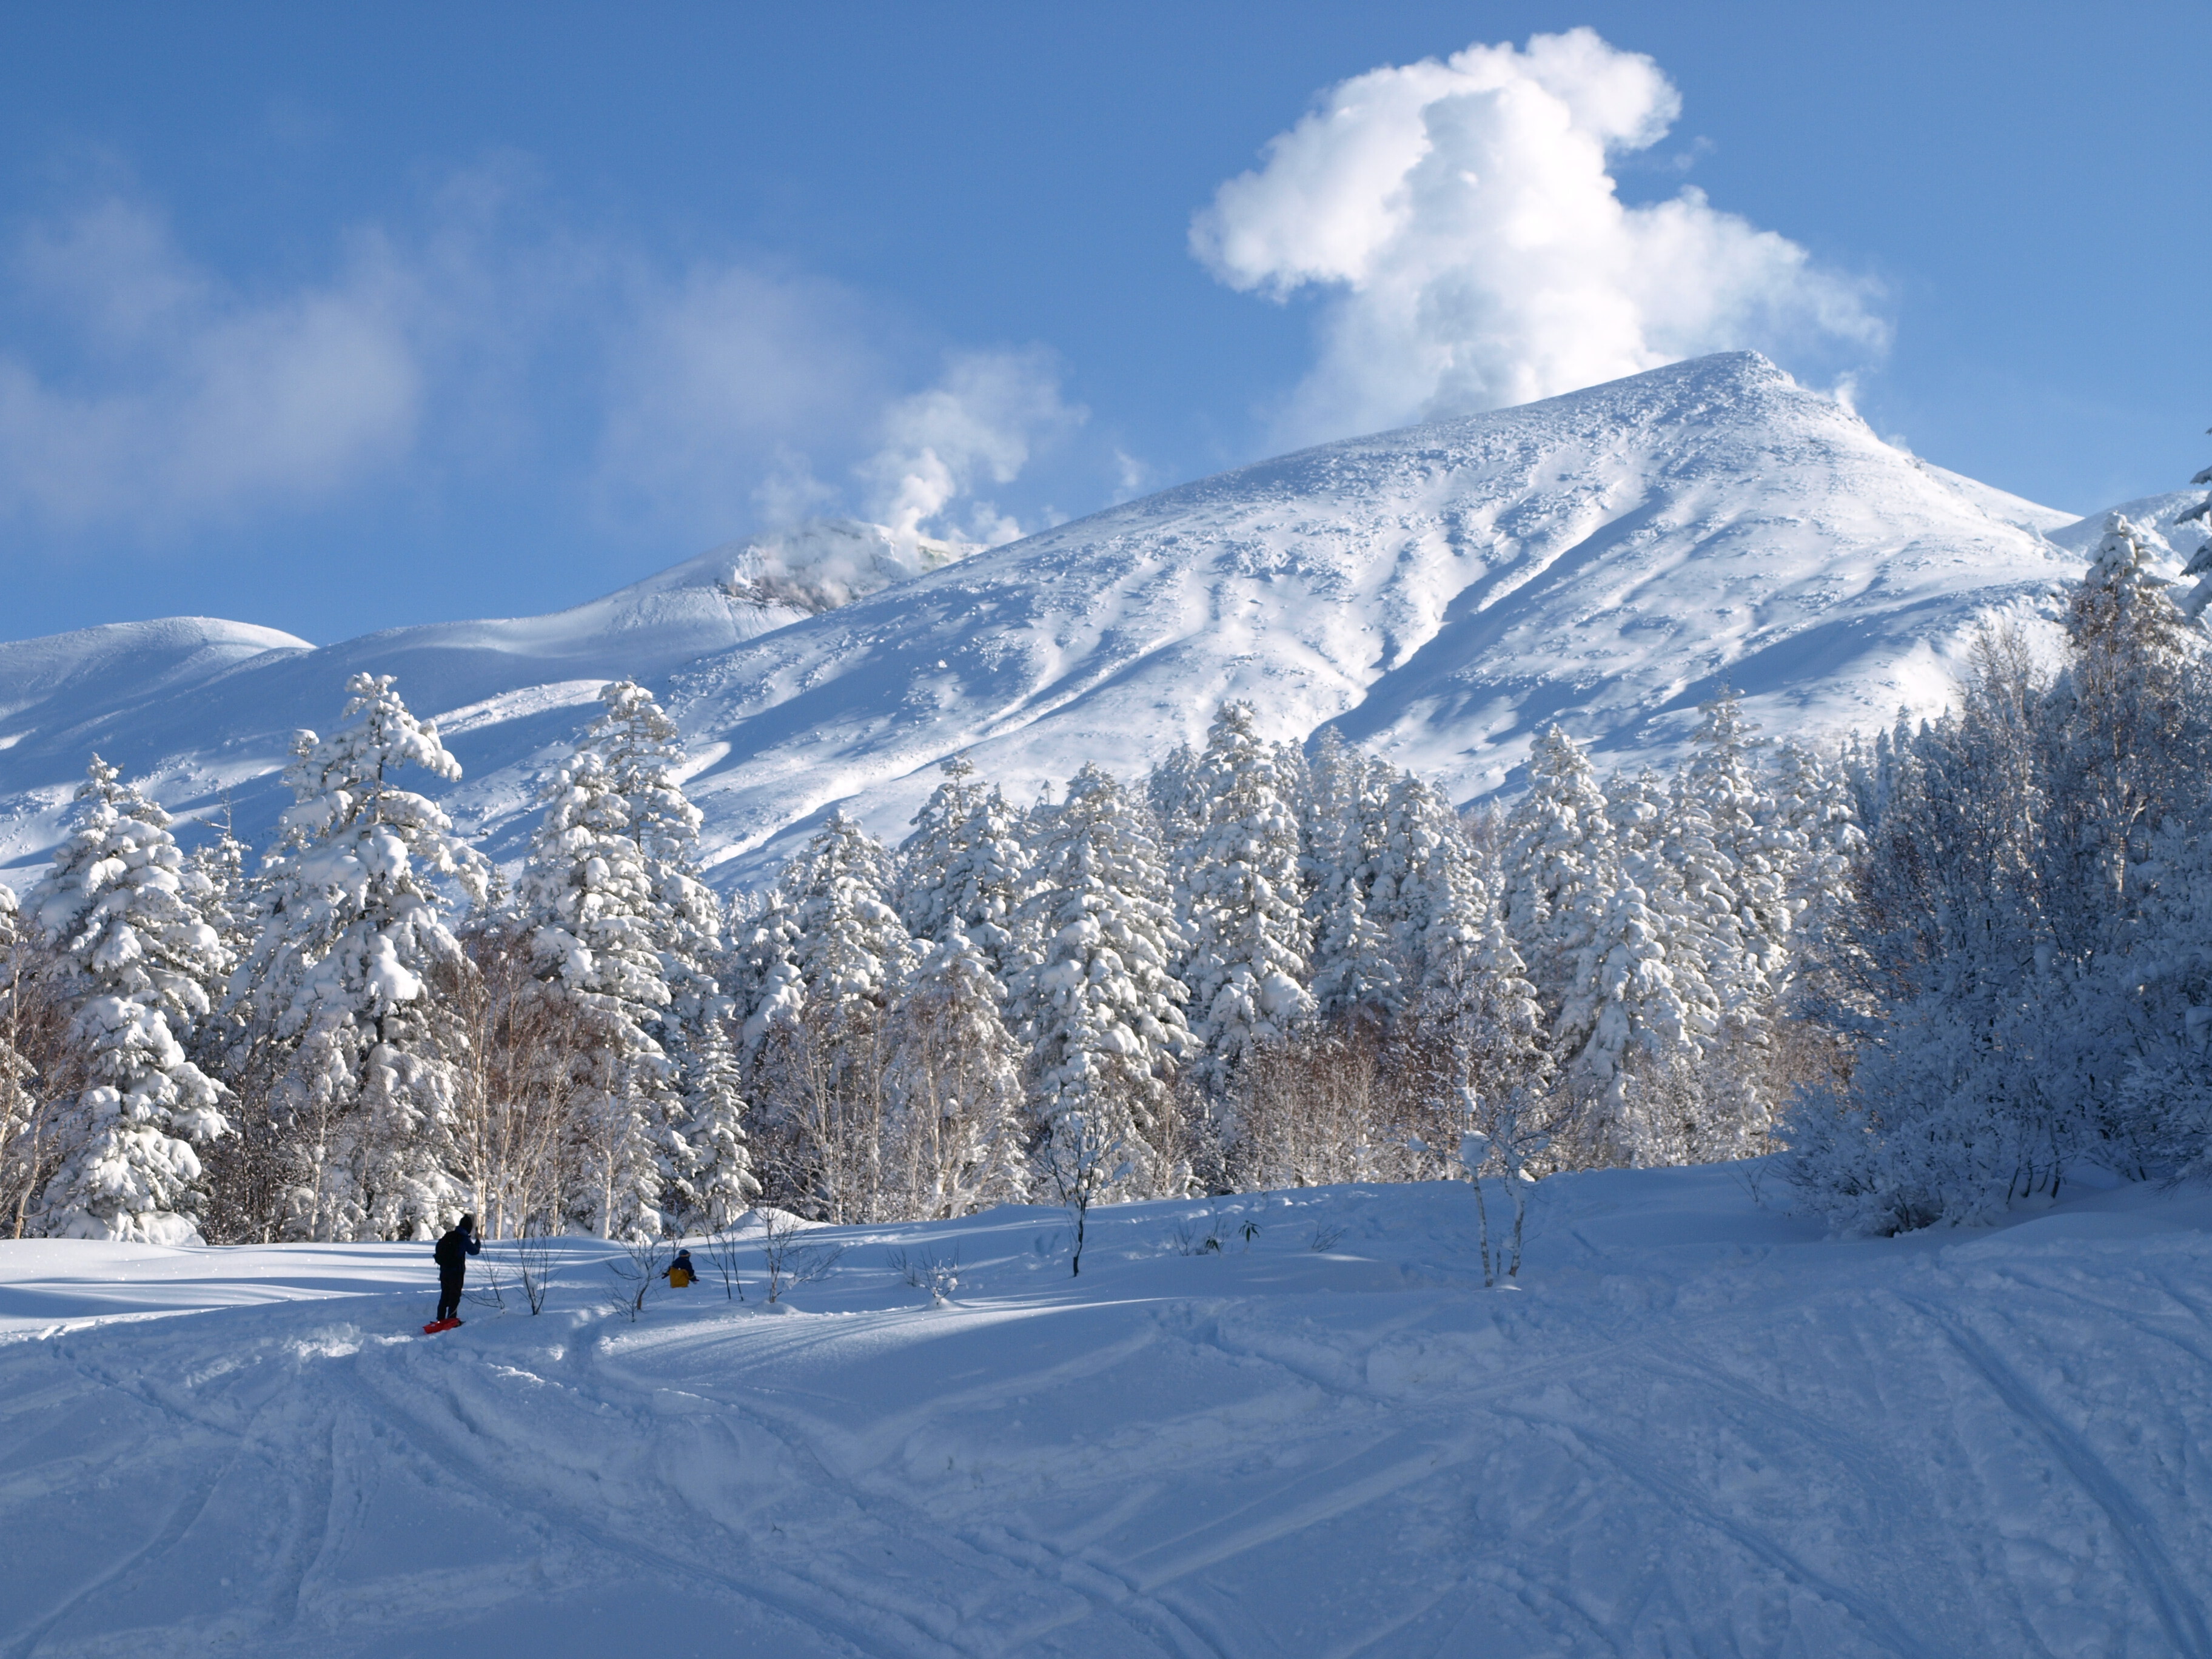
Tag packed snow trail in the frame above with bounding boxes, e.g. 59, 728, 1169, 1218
2, 1167, 2210, 1657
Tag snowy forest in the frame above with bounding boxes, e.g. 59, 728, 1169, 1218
1, 509, 2208, 1250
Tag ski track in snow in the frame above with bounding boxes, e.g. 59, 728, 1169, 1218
2, 1167, 2210, 1656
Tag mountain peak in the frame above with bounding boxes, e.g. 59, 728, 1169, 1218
657, 354, 2078, 879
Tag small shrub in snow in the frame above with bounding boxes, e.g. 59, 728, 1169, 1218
886, 1245, 960, 1303
759, 1211, 843, 1303
606, 1235, 671, 1322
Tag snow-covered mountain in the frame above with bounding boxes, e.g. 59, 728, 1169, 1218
0, 520, 969, 879
0, 351, 2165, 886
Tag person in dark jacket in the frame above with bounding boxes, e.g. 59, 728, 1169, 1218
663, 1248, 696, 1289
432, 1215, 481, 1323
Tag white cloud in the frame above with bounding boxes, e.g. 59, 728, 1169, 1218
0, 179, 1086, 565
1111, 447, 1153, 500
1191, 28, 1887, 447
860, 347, 1085, 552
0, 200, 421, 533
590, 262, 887, 541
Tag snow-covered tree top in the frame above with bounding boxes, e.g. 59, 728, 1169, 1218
281, 674, 464, 843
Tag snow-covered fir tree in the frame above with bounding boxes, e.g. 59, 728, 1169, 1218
752, 812, 918, 1221
1145, 742, 1205, 849
783, 813, 917, 1049
676, 1008, 759, 1227
734, 892, 805, 1060
588, 680, 743, 1223
1769, 739, 1866, 1015
1174, 703, 1313, 1094
30, 757, 231, 1241
1677, 686, 1794, 1016
518, 743, 675, 1238
1303, 731, 1401, 1024
1372, 769, 1488, 1006
1013, 763, 1192, 1198
1574, 860, 1699, 1142
514, 679, 750, 1235
235, 676, 488, 1242
2049, 514, 2211, 921
1503, 726, 1703, 1155
897, 754, 1033, 983
1502, 725, 1615, 1032
187, 810, 258, 977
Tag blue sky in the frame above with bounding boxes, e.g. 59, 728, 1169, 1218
2, 2, 2206, 645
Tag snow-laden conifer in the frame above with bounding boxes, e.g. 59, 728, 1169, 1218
237, 675, 487, 1241
29, 759, 230, 1242
187, 811, 258, 976
734, 893, 805, 1059
1502, 726, 1612, 1011
1769, 739, 1865, 1002
1679, 687, 1793, 1011
1013, 763, 1191, 1198
1572, 869, 1697, 1131
1176, 703, 1313, 1091
676, 1008, 759, 1227
1303, 731, 1400, 1022
2049, 514, 2211, 923
1373, 769, 1486, 1004
1501, 726, 1614, 1063
589, 680, 740, 1215
753, 812, 917, 1221
897, 755, 1032, 983
517, 679, 749, 1235
785, 813, 917, 1035
518, 743, 674, 1237
1145, 743, 1205, 849
1503, 726, 1700, 1150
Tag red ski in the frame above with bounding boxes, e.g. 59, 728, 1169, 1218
421, 1317, 463, 1335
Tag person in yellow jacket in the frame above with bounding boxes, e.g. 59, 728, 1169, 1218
662, 1248, 697, 1289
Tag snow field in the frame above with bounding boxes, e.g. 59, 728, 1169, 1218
3, 1166, 2211, 1656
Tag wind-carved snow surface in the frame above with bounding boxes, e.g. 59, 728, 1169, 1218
2, 1167, 2208, 1655
0, 353, 2119, 885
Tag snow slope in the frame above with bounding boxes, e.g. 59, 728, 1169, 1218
0, 354, 2103, 885
4, 1165, 2208, 1655
666, 353, 2090, 879
0, 521, 960, 879
2046, 490, 2211, 561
